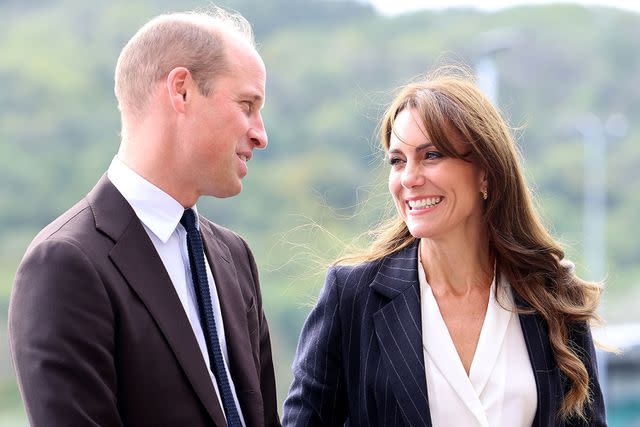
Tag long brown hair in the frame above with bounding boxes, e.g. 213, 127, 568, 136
338, 67, 602, 421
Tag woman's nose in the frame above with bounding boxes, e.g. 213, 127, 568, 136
401, 161, 426, 189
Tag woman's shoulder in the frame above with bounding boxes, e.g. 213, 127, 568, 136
327, 243, 418, 290
328, 258, 384, 287
319, 259, 385, 314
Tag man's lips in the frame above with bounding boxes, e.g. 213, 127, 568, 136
237, 152, 251, 162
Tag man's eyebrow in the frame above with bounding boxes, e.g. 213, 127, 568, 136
237, 91, 263, 102
243, 93, 263, 103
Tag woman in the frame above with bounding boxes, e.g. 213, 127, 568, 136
282, 68, 606, 426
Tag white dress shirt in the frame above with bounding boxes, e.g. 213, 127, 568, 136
418, 253, 537, 427
108, 156, 245, 426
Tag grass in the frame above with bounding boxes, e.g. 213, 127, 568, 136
0, 376, 26, 426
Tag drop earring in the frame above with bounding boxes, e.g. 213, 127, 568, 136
482, 189, 488, 200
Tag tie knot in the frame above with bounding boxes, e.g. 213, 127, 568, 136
180, 208, 197, 232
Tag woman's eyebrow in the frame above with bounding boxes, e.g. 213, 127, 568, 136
389, 142, 435, 154
414, 143, 435, 152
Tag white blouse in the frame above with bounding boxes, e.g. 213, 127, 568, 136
418, 259, 537, 427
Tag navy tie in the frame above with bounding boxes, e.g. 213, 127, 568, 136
181, 209, 242, 427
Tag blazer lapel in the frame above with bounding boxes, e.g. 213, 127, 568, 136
516, 296, 561, 427
371, 242, 432, 427
87, 176, 227, 426
200, 221, 262, 427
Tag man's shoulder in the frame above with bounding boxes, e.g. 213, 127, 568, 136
199, 216, 249, 252
29, 197, 95, 250
15, 197, 103, 287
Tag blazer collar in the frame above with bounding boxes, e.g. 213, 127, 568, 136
86, 174, 136, 242
370, 240, 421, 298
370, 240, 432, 426
87, 175, 228, 426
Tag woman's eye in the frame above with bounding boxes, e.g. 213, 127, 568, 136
425, 151, 443, 160
388, 157, 404, 166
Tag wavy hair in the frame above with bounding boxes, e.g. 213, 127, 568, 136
337, 67, 602, 421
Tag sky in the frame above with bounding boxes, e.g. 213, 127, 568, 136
366, 0, 640, 16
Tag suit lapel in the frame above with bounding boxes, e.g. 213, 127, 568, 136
516, 296, 561, 426
200, 220, 262, 427
87, 176, 227, 426
371, 242, 432, 427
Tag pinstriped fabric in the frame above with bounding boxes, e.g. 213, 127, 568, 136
373, 287, 430, 426
282, 241, 606, 427
519, 311, 554, 427
517, 297, 606, 426
181, 209, 242, 427
567, 322, 607, 426
283, 242, 429, 426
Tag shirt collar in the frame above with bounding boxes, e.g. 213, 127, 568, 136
107, 155, 198, 243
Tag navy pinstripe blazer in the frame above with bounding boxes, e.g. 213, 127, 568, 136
282, 241, 605, 426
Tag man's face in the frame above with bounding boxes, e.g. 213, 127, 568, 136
183, 39, 267, 199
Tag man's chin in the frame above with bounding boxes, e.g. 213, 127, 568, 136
210, 183, 242, 199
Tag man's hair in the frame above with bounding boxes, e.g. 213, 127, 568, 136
114, 8, 255, 119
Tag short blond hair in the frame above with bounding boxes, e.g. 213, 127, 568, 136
114, 8, 255, 119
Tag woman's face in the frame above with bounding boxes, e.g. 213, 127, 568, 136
387, 108, 486, 241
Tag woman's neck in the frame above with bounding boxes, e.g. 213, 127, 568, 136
419, 235, 493, 297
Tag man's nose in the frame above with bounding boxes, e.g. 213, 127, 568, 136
249, 113, 268, 149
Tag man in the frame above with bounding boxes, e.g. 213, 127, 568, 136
9, 9, 280, 427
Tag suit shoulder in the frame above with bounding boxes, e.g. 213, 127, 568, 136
328, 258, 382, 292
199, 217, 251, 253
200, 217, 242, 241
27, 198, 94, 251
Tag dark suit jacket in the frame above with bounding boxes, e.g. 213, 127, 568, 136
282, 241, 605, 426
9, 175, 280, 427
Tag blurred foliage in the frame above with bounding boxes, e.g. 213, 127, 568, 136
1, 0, 639, 421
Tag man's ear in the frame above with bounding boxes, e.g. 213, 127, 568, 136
166, 67, 191, 113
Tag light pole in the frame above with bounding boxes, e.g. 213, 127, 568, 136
573, 112, 627, 411
473, 28, 521, 105
574, 113, 627, 283
475, 55, 500, 105
575, 114, 607, 283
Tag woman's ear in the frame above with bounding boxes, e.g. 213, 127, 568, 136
480, 170, 489, 200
